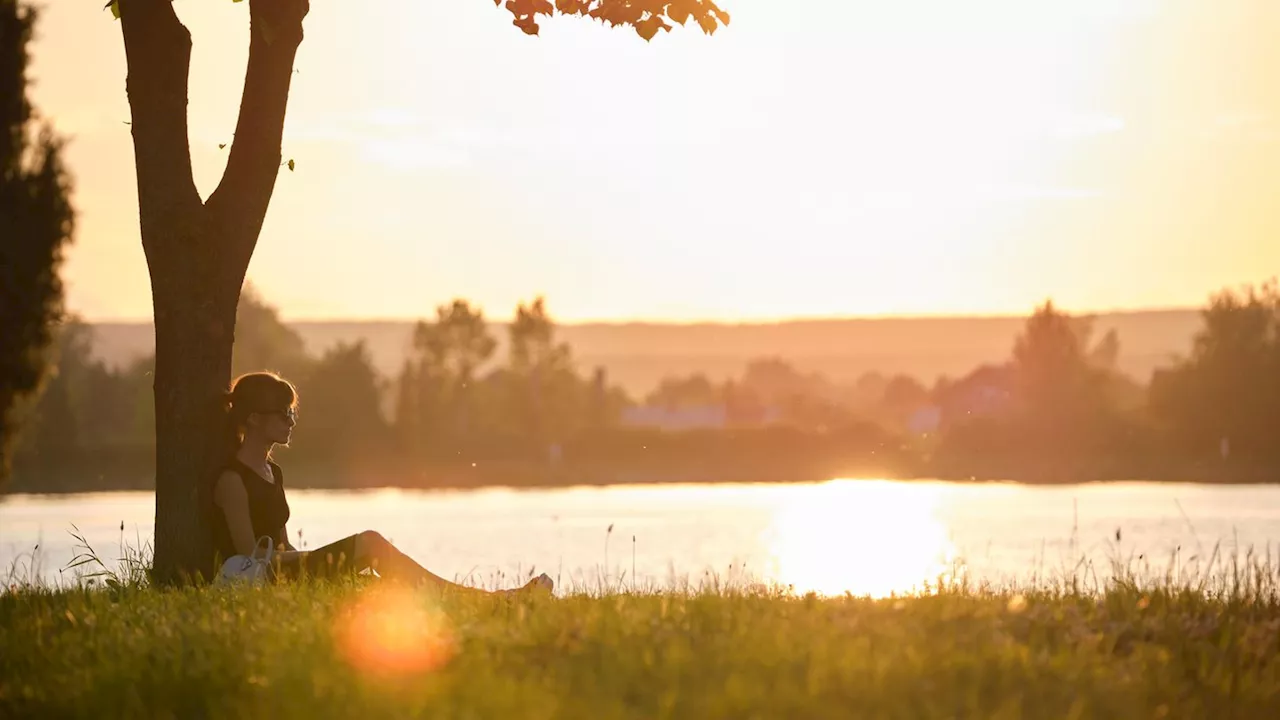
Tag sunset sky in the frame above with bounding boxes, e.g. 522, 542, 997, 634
27, 0, 1280, 321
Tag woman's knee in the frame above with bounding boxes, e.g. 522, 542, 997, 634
353, 530, 389, 557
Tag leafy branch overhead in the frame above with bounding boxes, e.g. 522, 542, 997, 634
107, 0, 730, 42
499, 0, 731, 40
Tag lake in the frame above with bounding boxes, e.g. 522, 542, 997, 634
2, 479, 1277, 596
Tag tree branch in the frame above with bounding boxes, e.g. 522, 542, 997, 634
119, 0, 201, 254
206, 0, 309, 269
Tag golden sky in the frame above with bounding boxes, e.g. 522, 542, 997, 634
27, 0, 1280, 321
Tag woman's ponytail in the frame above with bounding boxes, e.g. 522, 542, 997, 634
222, 390, 244, 460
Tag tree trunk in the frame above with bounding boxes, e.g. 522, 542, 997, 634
150, 268, 239, 583
119, 0, 308, 583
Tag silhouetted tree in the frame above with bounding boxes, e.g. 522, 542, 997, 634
10, 319, 157, 490
393, 358, 423, 457
1150, 282, 1280, 464
16, 320, 157, 447
232, 284, 312, 382
933, 302, 1137, 477
849, 371, 889, 413
504, 297, 585, 446
292, 340, 387, 461
1013, 303, 1123, 452
21, 359, 77, 461
932, 364, 1013, 429
0, 0, 74, 486
646, 373, 720, 410
1013, 303, 1088, 414
877, 374, 929, 430
741, 358, 811, 407
116, 354, 157, 449
738, 358, 844, 429
395, 299, 495, 454
18, 320, 95, 459
586, 366, 630, 431
107, 0, 729, 581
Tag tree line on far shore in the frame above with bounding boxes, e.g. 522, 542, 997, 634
8, 281, 1279, 491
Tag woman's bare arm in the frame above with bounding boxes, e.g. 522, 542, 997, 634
215, 474, 306, 567
212, 471, 259, 557
277, 525, 296, 552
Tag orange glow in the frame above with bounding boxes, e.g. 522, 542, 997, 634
336, 587, 456, 677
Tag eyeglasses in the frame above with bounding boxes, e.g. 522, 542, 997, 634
260, 407, 297, 422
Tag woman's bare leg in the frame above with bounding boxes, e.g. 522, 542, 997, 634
353, 531, 473, 591
309, 531, 551, 595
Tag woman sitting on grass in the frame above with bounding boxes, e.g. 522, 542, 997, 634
210, 371, 552, 595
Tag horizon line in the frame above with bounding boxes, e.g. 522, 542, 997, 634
77, 304, 1203, 327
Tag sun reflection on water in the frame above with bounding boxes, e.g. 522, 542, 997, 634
766, 480, 956, 598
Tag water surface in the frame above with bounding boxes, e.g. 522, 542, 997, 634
3, 479, 1276, 595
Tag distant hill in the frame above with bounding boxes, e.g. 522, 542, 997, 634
87, 310, 1202, 396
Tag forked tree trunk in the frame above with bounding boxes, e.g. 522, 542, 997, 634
118, 0, 307, 583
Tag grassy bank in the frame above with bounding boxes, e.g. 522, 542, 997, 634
4, 571, 1280, 718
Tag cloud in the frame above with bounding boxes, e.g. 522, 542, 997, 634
1051, 113, 1127, 139
282, 108, 522, 171
359, 136, 471, 171
1205, 113, 1275, 144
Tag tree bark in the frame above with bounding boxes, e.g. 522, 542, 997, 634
119, 0, 308, 583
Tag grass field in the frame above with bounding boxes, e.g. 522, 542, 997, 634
4, 553, 1280, 719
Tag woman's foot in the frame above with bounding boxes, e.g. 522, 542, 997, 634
526, 572, 553, 593
497, 573, 554, 597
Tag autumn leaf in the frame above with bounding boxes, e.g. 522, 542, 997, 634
668, 0, 695, 26
287, 159, 296, 172
500, 0, 729, 37
634, 15, 670, 42
514, 15, 540, 35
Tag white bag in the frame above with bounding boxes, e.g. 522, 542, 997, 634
216, 535, 276, 586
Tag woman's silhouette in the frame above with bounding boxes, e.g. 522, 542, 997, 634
210, 371, 552, 595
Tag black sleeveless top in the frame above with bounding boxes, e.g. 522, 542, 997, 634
210, 459, 291, 563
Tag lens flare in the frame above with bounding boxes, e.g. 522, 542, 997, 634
336, 586, 456, 677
